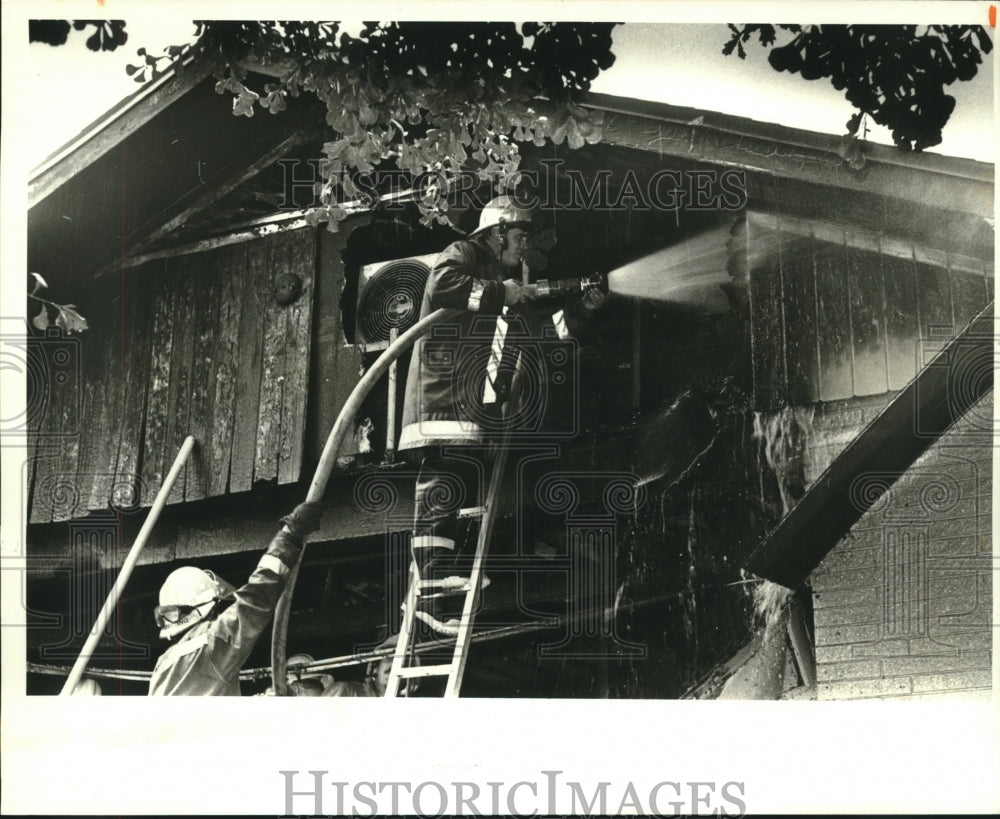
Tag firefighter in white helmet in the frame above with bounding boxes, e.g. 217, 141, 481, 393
148, 502, 322, 696
321, 633, 415, 697
285, 653, 334, 696
397, 195, 606, 634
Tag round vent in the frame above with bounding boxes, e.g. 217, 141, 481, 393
357, 259, 431, 345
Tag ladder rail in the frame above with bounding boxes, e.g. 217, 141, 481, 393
271, 308, 458, 696
387, 343, 526, 698
444, 445, 509, 697
384, 560, 421, 697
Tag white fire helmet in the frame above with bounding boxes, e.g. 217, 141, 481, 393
155, 566, 235, 640
472, 195, 535, 237
286, 653, 333, 695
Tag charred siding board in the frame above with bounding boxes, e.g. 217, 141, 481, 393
253, 231, 316, 484
163, 254, 198, 505
277, 231, 316, 484
847, 243, 888, 396
114, 264, 156, 511
881, 254, 919, 392
749, 240, 786, 410
179, 228, 316, 493
140, 270, 177, 506
814, 244, 854, 402
246, 229, 317, 486
951, 269, 990, 331
254, 240, 288, 483
312, 228, 364, 460
229, 240, 268, 493
747, 225, 991, 412
781, 243, 820, 405
184, 247, 226, 502
915, 261, 954, 344
29, 329, 83, 523
83, 292, 124, 513
207, 244, 245, 497
30, 229, 318, 518
240, 228, 316, 488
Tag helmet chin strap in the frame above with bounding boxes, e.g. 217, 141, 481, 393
496, 219, 510, 253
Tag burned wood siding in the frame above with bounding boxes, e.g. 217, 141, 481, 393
741, 214, 993, 411
28, 228, 318, 523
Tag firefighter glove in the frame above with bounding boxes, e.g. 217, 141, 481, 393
280, 502, 323, 537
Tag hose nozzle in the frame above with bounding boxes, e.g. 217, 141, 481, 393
535, 271, 609, 299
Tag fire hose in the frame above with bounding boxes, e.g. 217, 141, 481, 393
270, 307, 459, 695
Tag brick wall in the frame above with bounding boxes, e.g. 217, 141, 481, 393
811, 390, 993, 700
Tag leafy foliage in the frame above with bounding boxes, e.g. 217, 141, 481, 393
126, 22, 617, 230
724, 24, 993, 152
30, 19, 127, 51
28, 273, 89, 334
32, 19, 993, 225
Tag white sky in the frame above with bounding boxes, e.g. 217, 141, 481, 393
23, 15, 996, 168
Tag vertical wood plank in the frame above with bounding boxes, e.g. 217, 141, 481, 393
163, 255, 198, 505
278, 228, 317, 484
207, 242, 245, 496
53, 329, 84, 521
781, 242, 820, 405
69, 296, 116, 520
86, 285, 127, 513
915, 261, 954, 337
24, 346, 42, 521
229, 238, 267, 493
29, 326, 82, 523
25, 335, 51, 523
254, 233, 289, 483
113, 262, 157, 510
815, 242, 854, 402
183, 248, 224, 501
950, 270, 990, 332
140, 265, 177, 506
846, 243, 888, 396
915, 260, 954, 365
311, 228, 363, 460
880, 252, 920, 392
749, 224, 786, 410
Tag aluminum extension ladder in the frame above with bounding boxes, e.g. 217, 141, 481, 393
384, 443, 508, 698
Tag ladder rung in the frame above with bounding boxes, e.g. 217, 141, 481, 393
458, 505, 485, 519
395, 663, 457, 679
417, 575, 485, 592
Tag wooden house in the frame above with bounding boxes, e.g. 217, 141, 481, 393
23, 59, 993, 697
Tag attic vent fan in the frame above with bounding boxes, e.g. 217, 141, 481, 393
356, 254, 437, 349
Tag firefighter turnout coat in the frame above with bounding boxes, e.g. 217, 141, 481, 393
399, 235, 590, 451
148, 530, 302, 696
399, 235, 507, 450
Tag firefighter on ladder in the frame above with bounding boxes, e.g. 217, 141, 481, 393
148, 502, 322, 696
397, 195, 606, 635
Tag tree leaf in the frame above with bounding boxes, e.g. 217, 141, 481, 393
32, 305, 50, 332
232, 86, 259, 117
54, 305, 89, 334
29, 20, 71, 45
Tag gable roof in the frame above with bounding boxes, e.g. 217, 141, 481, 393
27, 68, 994, 288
